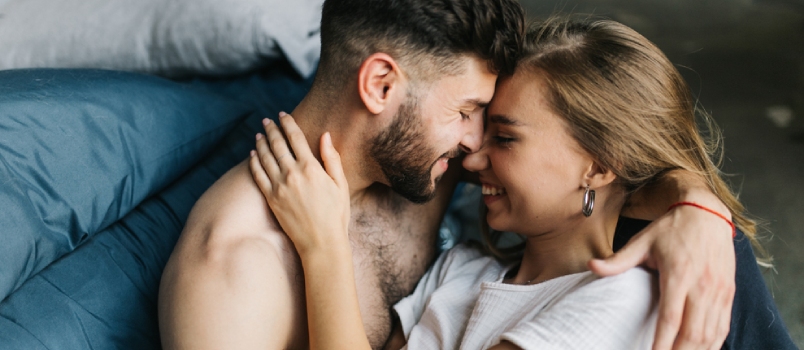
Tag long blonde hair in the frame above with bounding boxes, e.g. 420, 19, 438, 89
483, 17, 767, 263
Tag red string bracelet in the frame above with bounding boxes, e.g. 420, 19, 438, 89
667, 201, 736, 238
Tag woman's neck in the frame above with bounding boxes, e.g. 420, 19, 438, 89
507, 197, 624, 285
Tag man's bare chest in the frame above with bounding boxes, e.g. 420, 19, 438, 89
349, 207, 436, 300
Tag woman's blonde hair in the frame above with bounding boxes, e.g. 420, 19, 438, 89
482, 17, 767, 263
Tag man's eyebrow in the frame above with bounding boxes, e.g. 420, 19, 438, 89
489, 114, 523, 126
463, 98, 489, 109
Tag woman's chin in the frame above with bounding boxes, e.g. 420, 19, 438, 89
485, 212, 509, 233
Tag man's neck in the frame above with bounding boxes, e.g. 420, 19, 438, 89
290, 95, 376, 204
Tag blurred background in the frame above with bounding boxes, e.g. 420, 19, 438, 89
518, 0, 803, 346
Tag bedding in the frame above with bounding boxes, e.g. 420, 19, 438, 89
0, 63, 314, 349
0, 69, 252, 303
0, 0, 323, 78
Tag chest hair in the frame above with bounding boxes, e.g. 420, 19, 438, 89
348, 185, 440, 348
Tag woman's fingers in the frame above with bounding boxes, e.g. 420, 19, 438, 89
589, 228, 653, 276
249, 115, 352, 255
278, 112, 315, 162
249, 149, 273, 196
262, 118, 295, 169
320, 132, 348, 190
255, 131, 282, 180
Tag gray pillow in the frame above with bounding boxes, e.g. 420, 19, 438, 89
0, 0, 322, 78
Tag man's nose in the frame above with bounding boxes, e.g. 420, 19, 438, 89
462, 142, 489, 172
459, 115, 484, 154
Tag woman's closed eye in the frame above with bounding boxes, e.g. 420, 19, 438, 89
492, 135, 515, 146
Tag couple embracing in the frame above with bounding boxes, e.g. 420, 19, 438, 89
159, 0, 794, 349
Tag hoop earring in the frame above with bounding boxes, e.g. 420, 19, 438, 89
582, 185, 595, 217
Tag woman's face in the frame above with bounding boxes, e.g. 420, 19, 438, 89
463, 71, 594, 235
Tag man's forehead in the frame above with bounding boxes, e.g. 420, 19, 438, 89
443, 78, 496, 109
425, 78, 493, 108
417, 60, 496, 110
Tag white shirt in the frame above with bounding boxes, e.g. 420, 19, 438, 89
393, 244, 658, 350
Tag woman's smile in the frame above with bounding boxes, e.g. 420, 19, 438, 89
481, 183, 507, 205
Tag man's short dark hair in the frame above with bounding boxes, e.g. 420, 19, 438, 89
317, 0, 525, 88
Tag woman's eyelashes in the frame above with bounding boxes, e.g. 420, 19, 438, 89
492, 135, 515, 147
460, 112, 470, 121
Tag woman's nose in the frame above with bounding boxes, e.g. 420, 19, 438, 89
462, 144, 489, 172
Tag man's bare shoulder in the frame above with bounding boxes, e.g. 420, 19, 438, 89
159, 160, 307, 349
166, 159, 299, 273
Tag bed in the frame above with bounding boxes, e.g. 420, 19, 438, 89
0, 0, 794, 349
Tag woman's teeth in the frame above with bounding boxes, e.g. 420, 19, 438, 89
482, 184, 506, 195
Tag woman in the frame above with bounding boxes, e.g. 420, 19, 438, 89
248, 18, 754, 349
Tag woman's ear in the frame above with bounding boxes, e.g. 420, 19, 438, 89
357, 53, 403, 115
584, 160, 617, 189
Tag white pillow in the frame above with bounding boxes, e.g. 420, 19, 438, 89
0, 0, 322, 78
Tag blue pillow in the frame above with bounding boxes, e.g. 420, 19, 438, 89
0, 64, 313, 349
0, 69, 252, 301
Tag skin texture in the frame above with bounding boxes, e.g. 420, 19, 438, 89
159, 54, 736, 349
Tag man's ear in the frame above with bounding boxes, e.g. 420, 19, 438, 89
357, 53, 404, 115
583, 160, 617, 189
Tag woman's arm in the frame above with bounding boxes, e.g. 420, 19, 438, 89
249, 114, 371, 350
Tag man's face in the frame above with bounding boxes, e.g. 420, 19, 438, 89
370, 56, 497, 203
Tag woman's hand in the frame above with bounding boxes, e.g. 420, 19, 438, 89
249, 113, 371, 350
249, 112, 350, 256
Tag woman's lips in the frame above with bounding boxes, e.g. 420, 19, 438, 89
481, 183, 506, 205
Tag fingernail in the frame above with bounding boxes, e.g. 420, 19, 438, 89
278, 111, 287, 117
250, 150, 256, 157
324, 132, 332, 146
256, 133, 263, 140
262, 118, 271, 126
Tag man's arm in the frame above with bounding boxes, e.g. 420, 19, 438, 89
590, 169, 735, 350
158, 161, 308, 350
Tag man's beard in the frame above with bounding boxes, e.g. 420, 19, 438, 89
370, 97, 446, 204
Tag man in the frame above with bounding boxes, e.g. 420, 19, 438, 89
158, 0, 737, 348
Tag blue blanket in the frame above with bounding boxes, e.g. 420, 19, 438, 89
0, 63, 313, 349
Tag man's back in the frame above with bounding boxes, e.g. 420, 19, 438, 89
158, 160, 459, 348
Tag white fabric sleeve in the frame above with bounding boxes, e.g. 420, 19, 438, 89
501, 268, 658, 350
392, 244, 483, 339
